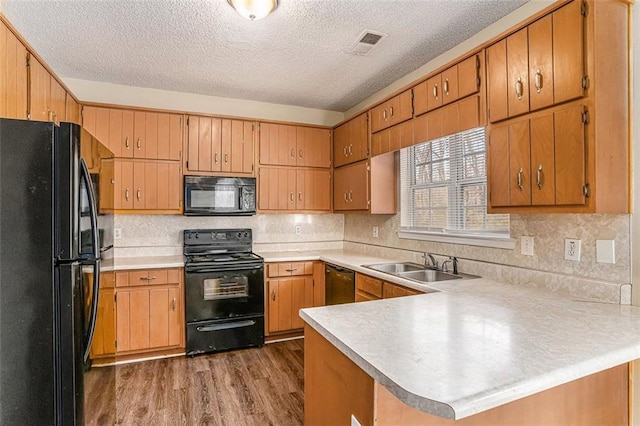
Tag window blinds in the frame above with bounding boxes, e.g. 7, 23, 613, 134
399, 127, 509, 237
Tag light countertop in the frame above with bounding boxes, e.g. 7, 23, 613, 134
101, 255, 184, 271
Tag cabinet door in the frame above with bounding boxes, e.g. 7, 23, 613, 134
412, 81, 429, 116
528, 14, 554, 111
107, 108, 135, 158
350, 112, 369, 162
457, 54, 480, 99
488, 125, 510, 207
187, 115, 222, 172
133, 161, 148, 209
552, 0, 585, 104
441, 65, 459, 105
90, 288, 116, 358
370, 102, 388, 133
229, 120, 254, 174
168, 287, 182, 347
441, 103, 459, 137
426, 109, 443, 141
333, 122, 350, 167
258, 167, 296, 211
399, 119, 414, 149
413, 114, 428, 145
268, 279, 291, 333
371, 129, 389, 157
487, 39, 508, 123
155, 162, 181, 210
426, 74, 443, 112
49, 77, 66, 124
0, 23, 28, 119
508, 119, 531, 206
554, 105, 586, 205
133, 111, 148, 159
506, 28, 530, 118
296, 126, 331, 168
333, 166, 350, 211
65, 95, 81, 125
149, 288, 170, 348
156, 113, 182, 161
390, 89, 413, 125
28, 56, 50, 122
458, 96, 480, 132
128, 289, 150, 351
99, 159, 115, 213
296, 169, 331, 211
530, 113, 555, 205
116, 290, 130, 352
114, 160, 134, 209
259, 122, 297, 166
347, 161, 369, 211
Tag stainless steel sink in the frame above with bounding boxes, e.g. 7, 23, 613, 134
397, 269, 462, 283
363, 262, 479, 284
366, 262, 424, 274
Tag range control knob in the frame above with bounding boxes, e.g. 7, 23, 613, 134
237, 232, 242, 238
244, 232, 249, 238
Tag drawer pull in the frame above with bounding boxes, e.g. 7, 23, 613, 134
433, 83, 438, 100
125, 188, 130, 201
515, 77, 524, 100
215, 152, 219, 164
285, 268, 298, 273
137, 138, 142, 150
536, 164, 544, 190
172, 297, 176, 311
443, 79, 449, 96
136, 188, 141, 201
141, 276, 156, 281
517, 167, 524, 191
534, 69, 543, 93
271, 289, 276, 301
125, 137, 130, 149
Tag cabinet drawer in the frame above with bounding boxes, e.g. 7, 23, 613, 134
268, 262, 314, 277
115, 267, 181, 287
383, 282, 421, 299
356, 290, 381, 302
356, 274, 383, 299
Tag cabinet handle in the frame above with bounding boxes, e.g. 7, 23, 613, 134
137, 188, 141, 201
383, 109, 387, 121
348, 191, 353, 202
515, 77, 524, 100
433, 84, 439, 100
137, 138, 141, 150
344, 192, 349, 202
141, 276, 156, 281
534, 69, 543, 93
299, 149, 303, 159
517, 167, 524, 191
215, 153, 219, 164
290, 192, 294, 202
389, 106, 394, 118
290, 148, 295, 158
172, 297, 176, 311
125, 137, 130, 149
298, 192, 303, 202
443, 79, 449, 96
348, 144, 353, 155
343, 146, 348, 156
536, 164, 544, 190
285, 268, 298, 272
271, 289, 276, 301
125, 188, 130, 201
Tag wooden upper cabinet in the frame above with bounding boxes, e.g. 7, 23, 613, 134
296, 126, 331, 168
0, 21, 28, 120
333, 160, 369, 211
258, 166, 330, 212
114, 159, 181, 212
187, 116, 252, 174
457, 54, 481, 99
334, 112, 368, 168
27, 56, 50, 122
441, 65, 459, 105
552, 0, 585, 104
370, 89, 413, 133
506, 28, 530, 118
425, 74, 443, 113
528, 14, 554, 111
65, 95, 81, 125
487, 39, 509, 123
48, 76, 66, 124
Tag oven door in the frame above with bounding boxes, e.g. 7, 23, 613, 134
185, 263, 264, 322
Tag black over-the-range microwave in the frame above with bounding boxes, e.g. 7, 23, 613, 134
184, 176, 256, 216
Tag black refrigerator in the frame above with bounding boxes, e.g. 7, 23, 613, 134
0, 118, 115, 424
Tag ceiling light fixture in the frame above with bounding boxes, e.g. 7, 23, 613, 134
227, 0, 278, 21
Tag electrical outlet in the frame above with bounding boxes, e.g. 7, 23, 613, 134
520, 236, 534, 256
564, 238, 581, 261
295, 225, 301, 235
114, 228, 122, 239
372, 226, 379, 238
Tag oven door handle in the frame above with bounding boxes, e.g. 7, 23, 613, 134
196, 320, 256, 332
186, 264, 263, 273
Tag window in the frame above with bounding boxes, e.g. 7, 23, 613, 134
399, 127, 512, 248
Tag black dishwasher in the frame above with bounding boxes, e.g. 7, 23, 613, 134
325, 263, 355, 305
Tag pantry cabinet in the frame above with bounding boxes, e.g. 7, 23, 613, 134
370, 89, 413, 133
259, 122, 331, 168
265, 262, 324, 336
0, 19, 28, 120
114, 268, 184, 355
83, 106, 183, 161
185, 115, 255, 175
258, 167, 331, 212
334, 112, 368, 167
486, 0, 585, 122
113, 159, 181, 212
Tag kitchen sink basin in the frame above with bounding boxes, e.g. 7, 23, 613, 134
365, 262, 424, 274
397, 269, 462, 283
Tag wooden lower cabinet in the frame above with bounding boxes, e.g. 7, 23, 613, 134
89, 267, 185, 360
114, 159, 182, 213
356, 272, 421, 302
265, 261, 325, 336
305, 325, 629, 426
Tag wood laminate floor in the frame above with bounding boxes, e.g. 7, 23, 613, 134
85, 339, 305, 426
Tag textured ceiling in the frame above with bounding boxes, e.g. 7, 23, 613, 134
2, 0, 529, 112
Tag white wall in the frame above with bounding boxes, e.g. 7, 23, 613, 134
65, 78, 344, 127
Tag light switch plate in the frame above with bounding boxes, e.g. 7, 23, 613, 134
596, 240, 615, 264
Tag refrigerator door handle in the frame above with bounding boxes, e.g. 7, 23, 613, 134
79, 158, 99, 260
83, 258, 100, 363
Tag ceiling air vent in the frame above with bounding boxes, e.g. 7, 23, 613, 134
348, 30, 387, 56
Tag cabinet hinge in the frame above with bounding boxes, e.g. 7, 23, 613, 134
477, 76, 481, 88
251, 163, 254, 172
114, 294, 117, 302
583, 184, 590, 198
581, 1, 588, 17
476, 54, 480, 69
366, 164, 371, 171
367, 199, 371, 207
582, 109, 590, 125
115, 340, 117, 349
366, 148, 370, 156
581, 75, 589, 90
186, 161, 189, 169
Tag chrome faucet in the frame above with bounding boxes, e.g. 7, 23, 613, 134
422, 252, 438, 270
441, 256, 458, 274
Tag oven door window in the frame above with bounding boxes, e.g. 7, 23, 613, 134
203, 276, 248, 300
